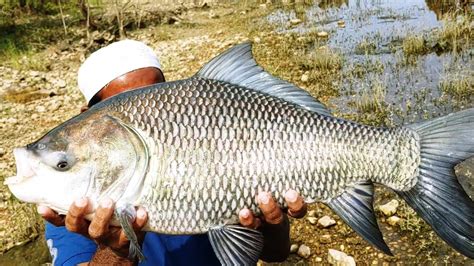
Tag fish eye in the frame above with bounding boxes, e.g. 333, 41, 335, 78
56, 161, 69, 170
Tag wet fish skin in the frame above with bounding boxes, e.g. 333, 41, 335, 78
100, 77, 419, 234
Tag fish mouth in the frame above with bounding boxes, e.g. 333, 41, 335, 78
5, 147, 36, 186
3, 175, 26, 186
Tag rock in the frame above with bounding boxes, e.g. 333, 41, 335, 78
253, 37, 261, 44
317, 31, 329, 38
48, 101, 62, 112
56, 79, 66, 88
290, 18, 302, 25
328, 249, 356, 266
315, 257, 323, 262
297, 244, 311, 258
379, 199, 399, 216
6, 117, 18, 124
455, 158, 474, 200
387, 216, 401, 226
301, 73, 309, 82
0, 148, 5, 157
320, 234, 332, 243
307, 216, 317, 224
208, 11, 218, 19
337, 20, 345, 28
290, 244, 299, 253
307, 210, 317, 217
318, 215, 336, 228
36, 105, 46, 113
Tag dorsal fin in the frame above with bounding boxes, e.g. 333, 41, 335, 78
195, 42, 331, 116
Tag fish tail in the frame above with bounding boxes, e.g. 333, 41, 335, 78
399, 108, 474, 258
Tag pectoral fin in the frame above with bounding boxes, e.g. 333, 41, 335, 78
208, 225, 264, 265
328, 181, 392, 255
115, 204, 146, 262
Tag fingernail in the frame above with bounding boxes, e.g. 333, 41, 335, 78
37, 205, 48, 215
239, 209, 250, 219
137, 208, 146, 219
258, 192, 270, 205
75, 197, 87, 208
285, 190, 298, 203
100, 198, 113, 209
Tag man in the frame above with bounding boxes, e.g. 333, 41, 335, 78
38, 40, 307, 265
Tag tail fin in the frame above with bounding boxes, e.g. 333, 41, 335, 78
399, 108, 474, 258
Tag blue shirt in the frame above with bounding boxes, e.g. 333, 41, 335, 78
45, 223, 220, 266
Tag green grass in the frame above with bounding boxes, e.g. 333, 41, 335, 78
355, 80, 387, 113
355, 38, 377, 55
437, 12, 473, 53
297, 47, 343, 72
347, 79, 391, 126
402, 35, 426, 56
440, 73, 474, 101
397, 202, 431, 237
0, 38, 50, 71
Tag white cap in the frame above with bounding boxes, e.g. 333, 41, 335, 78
78, 39, 162, 103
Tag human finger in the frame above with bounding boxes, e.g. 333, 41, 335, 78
284, 189, 307, 218
133, 207, 148, 231
257, 192, 283, 225
38, 205, 65, 226
65, 197, 90, 235
239, 208, 261, 229
116, 207, 148, 247
88, 198, 114, 240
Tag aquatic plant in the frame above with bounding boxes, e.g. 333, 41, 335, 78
402, 35, 426, 56
440, 73, 474, 102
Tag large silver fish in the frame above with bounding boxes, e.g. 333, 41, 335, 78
5, 43, 474, 264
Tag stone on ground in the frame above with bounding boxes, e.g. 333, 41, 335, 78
328, 249, 356, 266
378, 199, 399, 216
318, 215, 336, 228
297, 244, 311, 258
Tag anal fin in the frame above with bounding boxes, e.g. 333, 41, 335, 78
328, 181, 392, 255
208, 225, 264, 265
115, 204, 146, 262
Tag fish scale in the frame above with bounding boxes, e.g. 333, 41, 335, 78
107, 77, 420, 234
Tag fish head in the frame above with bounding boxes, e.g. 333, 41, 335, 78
5, 112, 147, 213
5, 129, 91, 212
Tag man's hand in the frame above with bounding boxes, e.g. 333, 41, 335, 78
239, 189, 307, 262
38, 197, 148, 262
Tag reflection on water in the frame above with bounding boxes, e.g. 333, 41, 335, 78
315, 0, 471, 18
